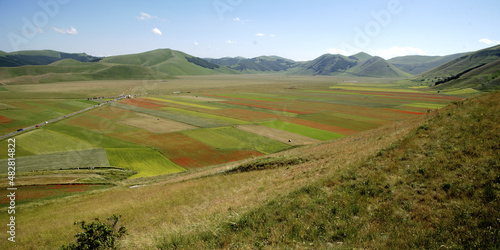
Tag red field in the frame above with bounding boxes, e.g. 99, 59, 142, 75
280, 117, 358, 135
120, 98, 164, 109
0, 184, 108, 205
0, 115, 13, 124
108, 131, 263, 168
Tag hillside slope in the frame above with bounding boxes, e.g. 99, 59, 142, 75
290, 54, 410, 78
346, 56, 412, 78
414, 44, 500, 90
0, 59, 172, 84
205, 56, 298, 72
0, 50, 102, 67
157, 91, 500, 249
101, 49, 238, 75
388, 53, 467, 75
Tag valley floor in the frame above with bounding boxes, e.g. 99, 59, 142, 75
0, 76, 496, 249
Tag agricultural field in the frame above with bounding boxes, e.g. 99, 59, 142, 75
118, 113, 197, 133
106, 148, 185, 178
237, 124, 320, 145
0, 74, 483, 250
0, 184, 109, 207
0, 75, 466, 206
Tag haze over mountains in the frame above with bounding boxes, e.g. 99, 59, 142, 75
1, 44, 499, 90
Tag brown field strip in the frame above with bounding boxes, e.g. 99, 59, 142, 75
174, 95, 226, 102
118, 113, 196, 133
237, 124, 320, 145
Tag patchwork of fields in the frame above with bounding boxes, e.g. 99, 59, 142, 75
0, 78, 464, 182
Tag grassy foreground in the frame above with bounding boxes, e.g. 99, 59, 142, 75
1, 91, 498, 249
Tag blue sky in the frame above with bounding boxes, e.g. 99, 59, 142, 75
1, 0, 499, 60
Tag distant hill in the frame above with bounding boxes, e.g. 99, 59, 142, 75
0, 49, 239, 83
349, 52, 372, 61
2, 46, 499, 84
348, 56, 412, 78
289, 53, 411, 78
100, 49, 237, 75
205, 56, 298, 72
0, 50, 102, 67
413, 44, 500, 91
0, 59, 172, 84
290, 54, 358, 75
388, 53, 468, 75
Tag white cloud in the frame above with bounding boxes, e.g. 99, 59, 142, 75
152, 28, 162, 35
137, 12, 157, 20
479, 38, 500, 45
194, 42, 199, 46
256, 33, 265, 37
327, 48, 348, 55
270, 34, 276, 38
51, 26, 78, 35
226, 40, 237, 45
233, 17, 251, 23
374, 46, 426, 59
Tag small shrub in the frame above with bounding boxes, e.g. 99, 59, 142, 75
441, 183, 451, 192
61, 214, 127, 250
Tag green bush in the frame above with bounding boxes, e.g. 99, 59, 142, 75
61, 214, 127, 250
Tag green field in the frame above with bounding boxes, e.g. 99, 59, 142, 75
106, 148, 186, 178
16, 129, 97, 154
182, 127, 290, 154
0, 75, 464, 175
0, 148, 110, 174
260, 120, 345, 141
161, 107, 248, 126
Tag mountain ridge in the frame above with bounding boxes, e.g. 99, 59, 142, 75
0, 49, 102, 67
388, 53, 469, 75
1, 45, 499, 87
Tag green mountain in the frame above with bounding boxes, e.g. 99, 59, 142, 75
0, 59, 172, 84
100, 49, 237, 75
388, 53, 468, 75
3, 46, 498, 83
349, 52, 373, 61
0, 49, 240, 83
346, 56, 412, 78
0, 50, 102, 67
205, 56, 298, 72
413, 44, 500, 90
290, 53, 410, 78
291, 54, 358, 75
